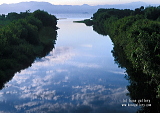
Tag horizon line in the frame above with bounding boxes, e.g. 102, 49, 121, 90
0, 1, 157, 6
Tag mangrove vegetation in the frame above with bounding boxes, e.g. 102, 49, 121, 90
0, 10, 57, 89
86, 5, 160, 112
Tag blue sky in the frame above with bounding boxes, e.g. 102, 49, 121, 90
0, 0, 160, 5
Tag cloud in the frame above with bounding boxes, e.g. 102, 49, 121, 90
71, 84, 128, 101
56, 69, 68, 73
68, 61, 101, 68
109, 71, 125, 75
15, 70, 36, 75
1, 73, 131, 113
81, 44, 93, 48
0, 45, 134, 113
15, 102, 42, 110
20, 87, 56, 100
33, 46, 76, 67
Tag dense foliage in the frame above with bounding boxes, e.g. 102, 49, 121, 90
112, 43, 160, 113
91, 5, 160, 111
92, 5, 160, 96
73, 19, 93, 26
0, 10, 57, 89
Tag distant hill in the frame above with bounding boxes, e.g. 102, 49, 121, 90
0, 1, 159, 17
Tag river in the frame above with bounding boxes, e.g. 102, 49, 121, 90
0, 18, 138, 113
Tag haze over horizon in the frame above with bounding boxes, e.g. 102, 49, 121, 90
0, 0, 159, 16
0, 0, 160, 6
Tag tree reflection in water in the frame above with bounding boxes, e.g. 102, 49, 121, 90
0, 28, 57, 90
92, 24, 160, 113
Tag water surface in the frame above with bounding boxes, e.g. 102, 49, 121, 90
0, 18, 138, 113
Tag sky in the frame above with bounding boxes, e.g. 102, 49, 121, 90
0, 0, 160, 5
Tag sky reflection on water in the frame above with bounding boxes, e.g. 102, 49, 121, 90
0, 18, 138, 113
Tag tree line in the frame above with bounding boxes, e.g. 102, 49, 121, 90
90, 5, 160, 111
0, 10, 57, 89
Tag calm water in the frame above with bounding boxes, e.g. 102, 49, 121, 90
0, 18, 138, 113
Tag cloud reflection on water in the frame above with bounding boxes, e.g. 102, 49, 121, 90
34, 46, 76, 66
0, 19, 135, 112
81, 44, 93, 48
0, 45, 130, 113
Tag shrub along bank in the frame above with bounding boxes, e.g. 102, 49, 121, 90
91, 6, 160, 98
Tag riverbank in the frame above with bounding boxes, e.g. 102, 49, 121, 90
73, 19, 93, 26
0, 10, 57, 89
89, 6, 160, 112
92, 6, 160, 95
